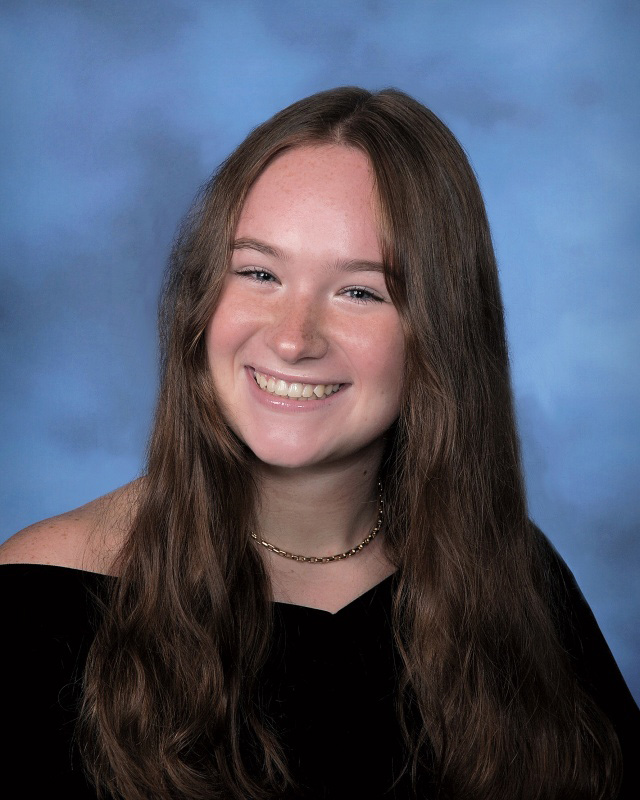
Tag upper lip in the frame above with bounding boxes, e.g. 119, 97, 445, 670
248, 365, 347, 385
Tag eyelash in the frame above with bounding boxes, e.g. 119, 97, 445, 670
235, 268, 276, 283
341, 286, 384, 304
234, 269, 384, 304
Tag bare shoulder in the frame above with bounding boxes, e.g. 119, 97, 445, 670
0, 479, 143, 575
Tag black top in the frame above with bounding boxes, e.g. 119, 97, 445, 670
1, 554, 638, 799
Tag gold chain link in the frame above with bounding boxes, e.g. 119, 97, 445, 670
250, 481, 384, 564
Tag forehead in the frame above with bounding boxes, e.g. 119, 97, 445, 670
235, 145, 382, 256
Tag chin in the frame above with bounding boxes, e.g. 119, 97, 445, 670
249, 448, 327, 471
241, 433, 330, 470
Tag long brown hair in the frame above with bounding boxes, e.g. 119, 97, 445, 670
80, 87, 621, 799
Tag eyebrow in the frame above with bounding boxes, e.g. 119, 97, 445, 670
232, 237, 385, 274
232, 237, 286, 260
336, 258, 385, 274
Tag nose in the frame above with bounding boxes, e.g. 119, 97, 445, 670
266, 295, 329, 363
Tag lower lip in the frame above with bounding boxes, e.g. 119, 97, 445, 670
245, 368, 347, 412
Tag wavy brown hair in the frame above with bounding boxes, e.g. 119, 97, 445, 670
79, 87, 621, 799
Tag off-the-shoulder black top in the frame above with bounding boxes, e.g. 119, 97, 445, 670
1, 553, 638, 799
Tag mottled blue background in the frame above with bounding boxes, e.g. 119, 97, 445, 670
1, 1, 638, 700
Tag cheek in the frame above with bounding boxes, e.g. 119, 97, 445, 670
205, 315, 240, 390
356, 325, 405, 413
204, 317, 225, 375
371, 325, 405, 383
205, 298, 254, 365
206, 313, 228, 357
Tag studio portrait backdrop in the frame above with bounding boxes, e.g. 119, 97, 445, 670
1, 0, 638, 702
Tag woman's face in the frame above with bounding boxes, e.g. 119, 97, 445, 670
206, 144, 404, 471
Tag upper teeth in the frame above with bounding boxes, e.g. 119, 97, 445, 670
254, 371, 342, 399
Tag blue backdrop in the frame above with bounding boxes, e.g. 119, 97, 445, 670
1, 0, 638, 700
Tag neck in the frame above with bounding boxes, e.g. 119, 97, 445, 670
255, 454, 383, 558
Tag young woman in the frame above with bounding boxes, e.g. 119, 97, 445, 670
1, 87, 638, 800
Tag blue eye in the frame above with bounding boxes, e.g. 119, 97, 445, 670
236, 269, 276, 283
343, 286, 383, 304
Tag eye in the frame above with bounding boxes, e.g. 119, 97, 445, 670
235, 268, 277, 284
341, 286, 384, 304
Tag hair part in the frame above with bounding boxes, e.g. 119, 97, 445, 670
80, 87, 621, 799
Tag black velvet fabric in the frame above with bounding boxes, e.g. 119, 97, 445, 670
1, 549, 638, 799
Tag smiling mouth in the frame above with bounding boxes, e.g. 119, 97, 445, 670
253, 370, 343, 400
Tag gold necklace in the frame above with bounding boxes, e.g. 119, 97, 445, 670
250, 481, 384, 564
